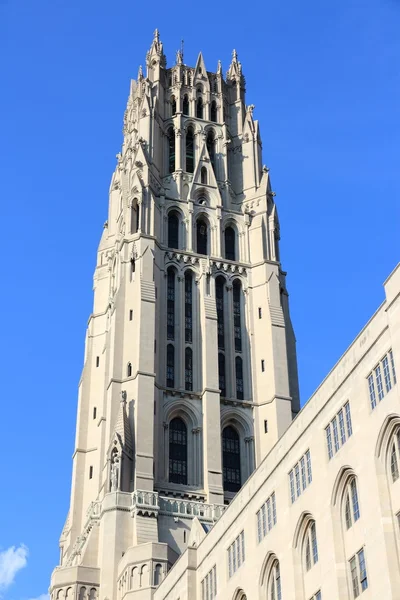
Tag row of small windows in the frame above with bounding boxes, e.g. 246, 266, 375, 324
256, 492, 277, 543
289, 450, 312, 503
167, 211, 237, 260
168, 418, 243, 493
201, 565, 217, 600
368, 349, 396, 409
325, 401, 353, 459
167, 70, 219, 93
227, 530, 245, 578
170, 94, 218, 122
167, 127, 216, 174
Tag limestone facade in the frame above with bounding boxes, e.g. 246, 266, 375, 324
49, 31, 399, 600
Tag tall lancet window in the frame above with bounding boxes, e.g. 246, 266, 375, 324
185, 347, 193, 391
218, 352, 226, 397
268, 561, 282, 600
168, 128, 175, 174
201, 167, 207, 184
235, 356, 244, 400
225, 226, 236, 261
171, 95, 176, 116
186, 127, 194, 173
167, 268, 175, 340
216, 276, 225, 349
233, 280, 242, 352
196, 96, 203, 119
211, 100, 217, 122
169, 417, 187, 484
196, 219, 208, 255
183, 94, 189, 116
222, 426, 241, 492
168, 212, 179, 249
131, 199, 140, 234
185, 271, 193, 342
206, 130, 216, 172
166, 344, 175, 388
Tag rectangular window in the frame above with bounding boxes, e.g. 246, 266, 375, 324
350, 556, 360, 598
306, 450, 312, 483
96, 356, 99, 367
338, 409, 346, 445
332, 417, 340, 453
368, 374, 376, 409
326, 425, 333, 459
129, 309, 133, 321
383, 355, 392, 392
345, 402, 353, 437
201, 565, 217, 600
89, 466, 93, 479
261, 359, 265, 372
228, 532, 245, 577
358, 549, 368, 592
264, 419, 268, 433
93, 407, 97, 420
289, 470, 295, 503
289, 451, 312, 503
256, 492, 277, 541
258, 307, 262, 319
375, 365, 384, 400
349, 548, 368, 598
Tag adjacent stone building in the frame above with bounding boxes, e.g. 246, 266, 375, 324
49, 31, 400, 600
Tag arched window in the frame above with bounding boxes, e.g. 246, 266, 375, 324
127, 362, 132, 377
185, 271, 193, 342
168, 212, 179, 249
169, 417, 187, 484
171, 95, 176, 116
344, 477, 361, 529
235, 356, 244, 400
201, 167, 208, 184
268, 561, 282, 600
206, 130, 216, 171
222, 426, 241, 492
78, 587, 86, 600
154, 564, 162, 586
304, 521, 318, 572
168, 128, 175, 174
183, 95, 189, 116
196, 96, 203, 119
233, 280, 242, 352
89, 589, 96, 600
166, 344, 175, 388
185, 347, 193, 391
186, 127, 194, 173
218, 353, 226, 397
131, 199, 140, 234
167, 268, 175, 340
225, 226, 236, 261
216, 276, 225, 349
390, 430, 400, 482
211, 100, 217, 122
196, 219, 208, 255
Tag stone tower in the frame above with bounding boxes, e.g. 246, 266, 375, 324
50, 31, 300, 600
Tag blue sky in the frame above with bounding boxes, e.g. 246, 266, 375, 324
0, 0, 399, 597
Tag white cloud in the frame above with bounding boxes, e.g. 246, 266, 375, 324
0, 544, 28, 591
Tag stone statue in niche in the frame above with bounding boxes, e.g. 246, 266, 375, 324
110, 454, 120, 492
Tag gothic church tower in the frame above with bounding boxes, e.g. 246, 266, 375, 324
50, 31, 300, 600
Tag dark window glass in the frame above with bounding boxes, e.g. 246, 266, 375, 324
171, 95, 176, 115
197, 220, 208, 255
201, 167, 207, 184
233, 280, 242, 352
196, 97, 203, 119
218, 353, 226, 397
185, 347, 193, 391
127, 362, 132, 377
206, 131, 216, 171
166, 344, 175, 388
216, 276, 225, 349
235, 356, 244, 400
225, 227, 235, 261
185, 272, 193, 342
168, 129, 175, 174
222, 426, 241, 492
167, 269, 175, 340
186, 128, 194, 173
183, 95, 189, 116
211, 100, 217, 122
169, 418, 187, 484
168, 213, 179, 249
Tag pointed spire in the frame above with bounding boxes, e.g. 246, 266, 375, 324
217, 60, 222, 75
146, 28, 166, 69
137, 65, 143, 80
194, 51, 207, 78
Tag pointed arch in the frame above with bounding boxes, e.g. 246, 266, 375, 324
260, 553, 282, 600
225, 226, 236, 261
167, 210, 180, 249
201, 166, 208, 184
375, 413, 400, 459
169, 417, 188, 484
196, 216, 209, 255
